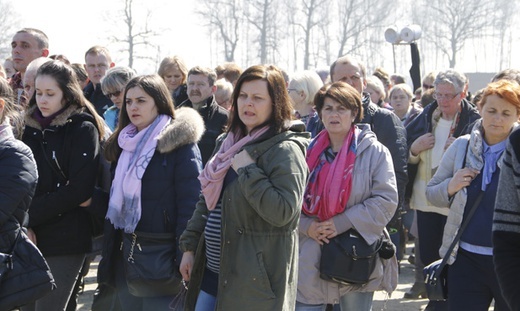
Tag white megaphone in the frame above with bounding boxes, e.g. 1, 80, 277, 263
384, 26, 402, 44
400, 25, 422, 43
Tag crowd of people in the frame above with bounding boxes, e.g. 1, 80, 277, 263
1, 26, 520, 311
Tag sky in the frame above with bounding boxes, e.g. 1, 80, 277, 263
11, 0, 212, 74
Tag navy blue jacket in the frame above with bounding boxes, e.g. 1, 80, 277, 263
0, 131, 38, 253
98, 107, 204, 286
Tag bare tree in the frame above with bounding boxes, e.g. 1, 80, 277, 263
197, 0, 242, 62
415, 0, 494, 68
245, 0, 283, 64
334, 0, 392, 61
0, 0, 20, 60
107, 0, 160, 69
493, 0, 517, 69
290, 0, 329, 69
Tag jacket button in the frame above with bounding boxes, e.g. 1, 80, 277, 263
227, 240, 230, 244
253, 277, 256, 281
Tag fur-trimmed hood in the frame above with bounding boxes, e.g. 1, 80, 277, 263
24, 104, 86, 130
156, 107, 205, 153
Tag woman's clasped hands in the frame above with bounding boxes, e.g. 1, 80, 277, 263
308, 220, 337, 245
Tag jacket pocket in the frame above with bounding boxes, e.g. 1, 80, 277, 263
255, 252, 276, 299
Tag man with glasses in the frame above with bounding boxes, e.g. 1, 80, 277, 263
83, 46, 115, 117
405, 68, 480, 311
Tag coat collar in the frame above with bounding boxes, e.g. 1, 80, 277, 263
156, 107, 205, 153
24, 104, 84, 131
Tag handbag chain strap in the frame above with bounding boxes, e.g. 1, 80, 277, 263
434, 141, 483, 278
127, 233, 139, 263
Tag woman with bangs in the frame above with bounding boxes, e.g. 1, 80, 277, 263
179, 65, 309, 311
296, 82, 398, 311
426, 80, 520, 310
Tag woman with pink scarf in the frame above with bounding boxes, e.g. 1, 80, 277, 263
296, 82, 399, 311
179, 65, 309, 311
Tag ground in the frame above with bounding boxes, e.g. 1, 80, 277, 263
77, 241, 433, 311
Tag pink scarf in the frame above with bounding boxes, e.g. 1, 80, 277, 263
199, 127, 269, 210
302, 126, 358, 221
106, 114, 171, 233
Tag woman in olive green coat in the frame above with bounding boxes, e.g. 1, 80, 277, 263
179, 65, 309, 311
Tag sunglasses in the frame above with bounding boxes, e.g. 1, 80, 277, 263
105, 90, 122, 98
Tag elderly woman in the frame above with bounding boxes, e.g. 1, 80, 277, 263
296, 82, 398, 311
158, 55, 189, 106
179, 65, 309, 311
388, 83, 423, 126
406, 69, 480, 310
426, 80, 519, 311
288, 70, 324, 137
100, 66, 136, 131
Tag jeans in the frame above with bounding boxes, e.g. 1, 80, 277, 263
297, 292, 374, 311
194, 290, 217, 311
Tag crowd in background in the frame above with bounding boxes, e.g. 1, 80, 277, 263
2, 27, 520, 311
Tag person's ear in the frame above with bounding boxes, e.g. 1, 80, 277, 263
42, 49, 50, 57
110, 62, 115, 68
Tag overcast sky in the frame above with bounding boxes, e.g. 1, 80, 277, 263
11, 0, 211, 74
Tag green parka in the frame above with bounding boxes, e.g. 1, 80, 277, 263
179, 124, 310, 311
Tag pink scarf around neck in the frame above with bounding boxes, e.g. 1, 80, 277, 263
199, 127, 269, 210
302, 126, 358, 221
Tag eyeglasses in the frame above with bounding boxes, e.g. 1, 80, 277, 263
422, 84, 434, 89
287, 88, 299, 93
105, 90, 122, 98
433, 92, 459, 100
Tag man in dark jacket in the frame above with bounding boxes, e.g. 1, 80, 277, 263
330, 55, 409, 258
83, 46, 115, 117
178, 66, 229, 166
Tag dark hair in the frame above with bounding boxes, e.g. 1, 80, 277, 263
104, 75, 175, 161
228, 65, 293, 138
0, 77, 24, 138
28, 60, 105, 139
314, 82, 364, 123
222, 62, 243, 84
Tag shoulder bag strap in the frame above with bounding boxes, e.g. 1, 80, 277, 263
435, 141, 480, 274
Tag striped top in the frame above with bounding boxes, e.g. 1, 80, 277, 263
205, 203, 222, 273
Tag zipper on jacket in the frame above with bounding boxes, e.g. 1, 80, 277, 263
163, 210, 171, 226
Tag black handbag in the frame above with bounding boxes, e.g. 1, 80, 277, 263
320, 229, 383, 285
122, 231, 183, 297
423, 142, 482, 301
0, 228, 56, 310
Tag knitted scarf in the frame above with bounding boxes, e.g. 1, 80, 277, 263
302, 126, 358, 221
199, 127, 269, 211
106, 114, 171, 233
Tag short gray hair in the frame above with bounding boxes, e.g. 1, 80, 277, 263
434, 69, 467, 93
101, 66, 137, 95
